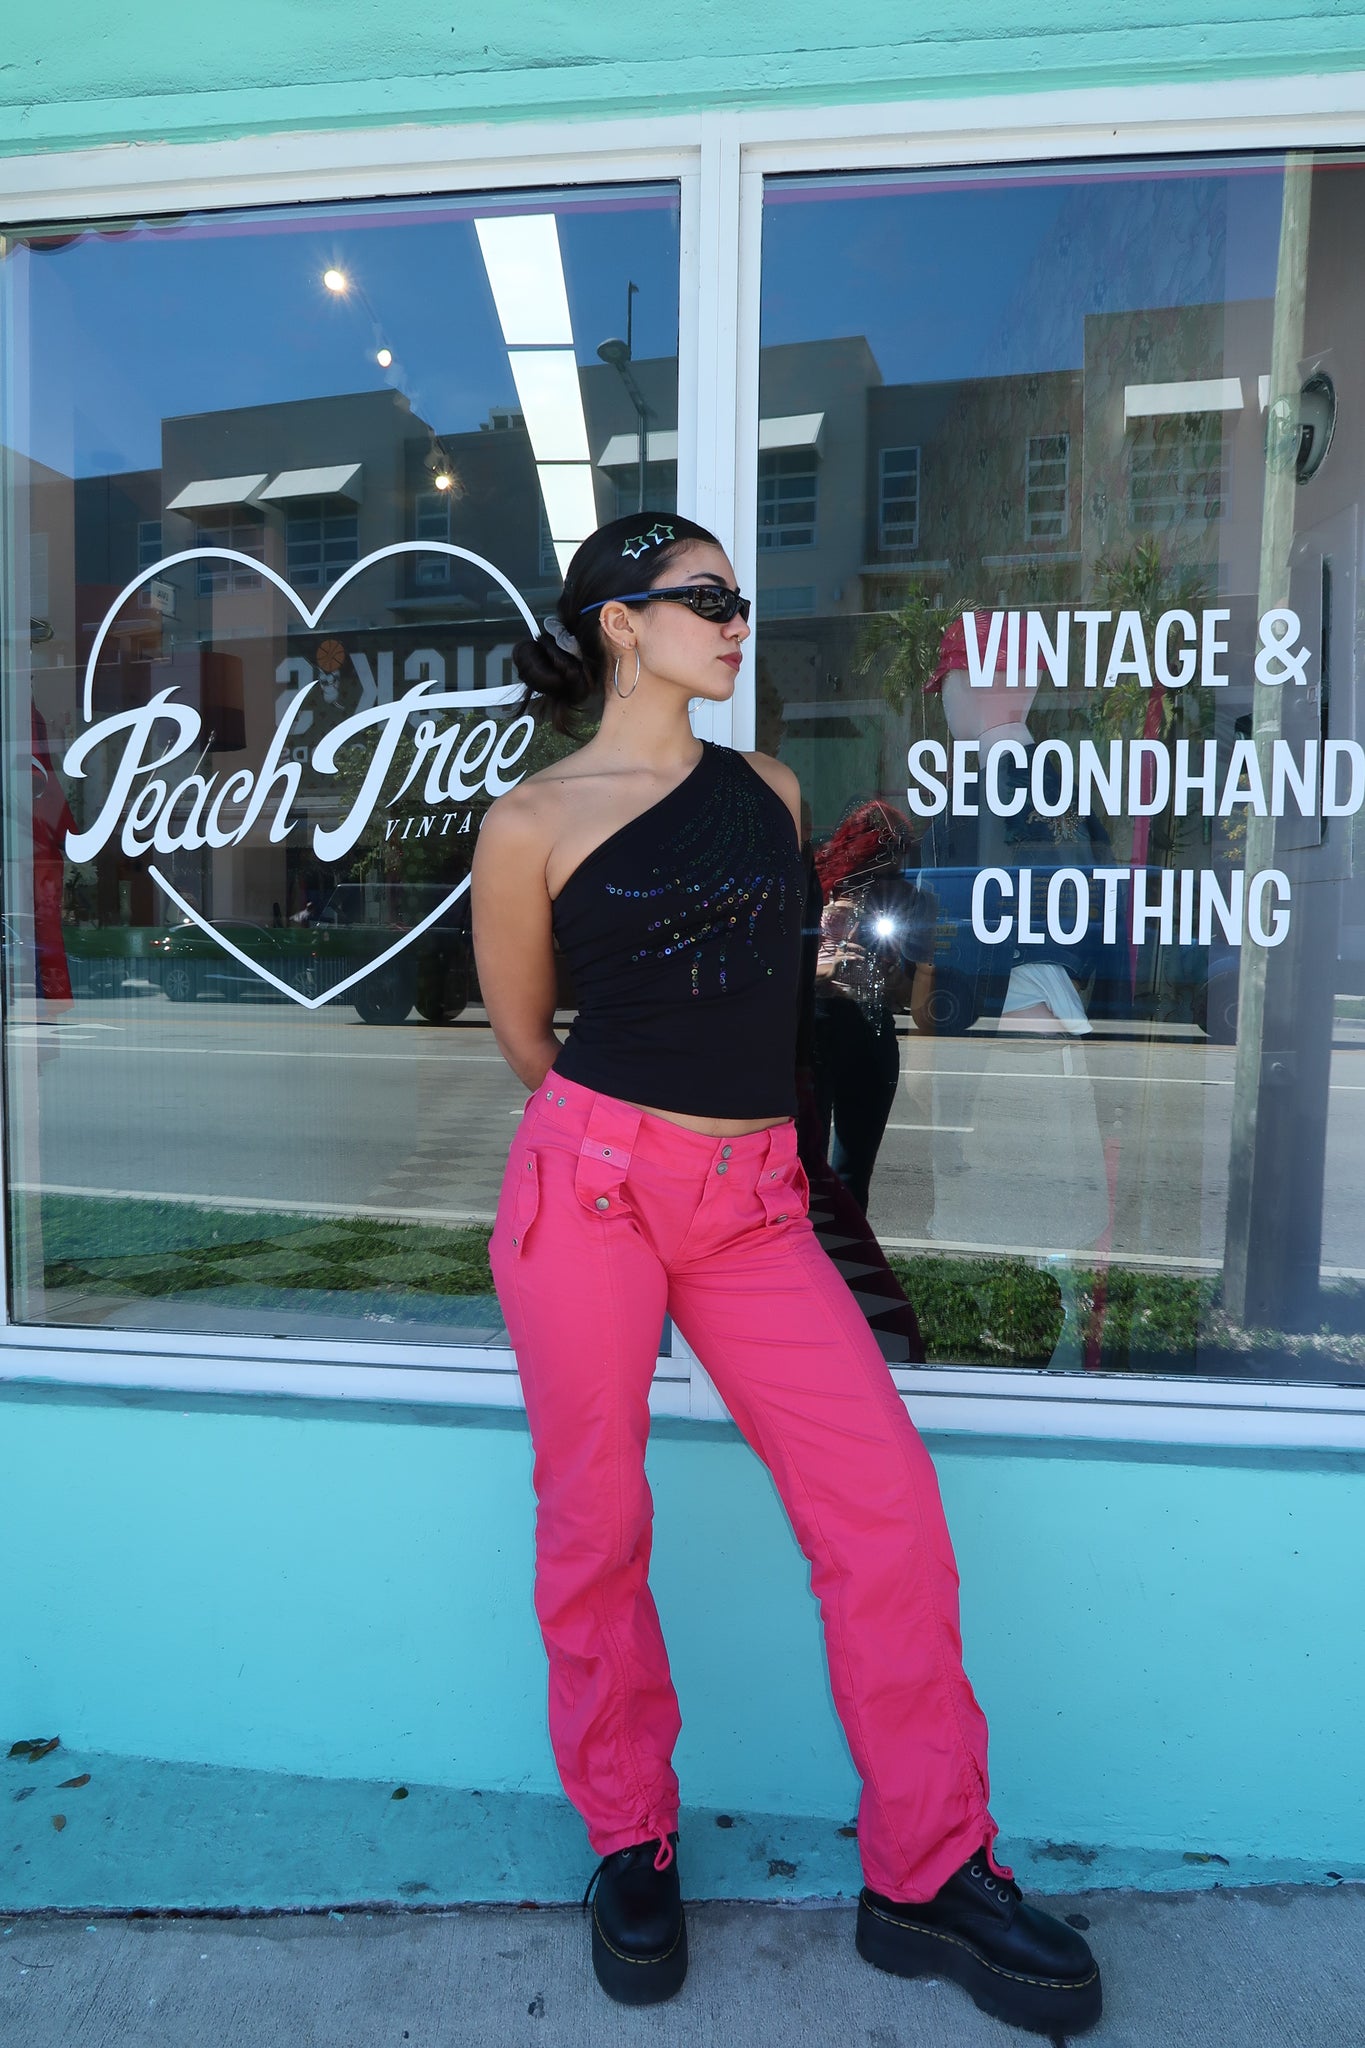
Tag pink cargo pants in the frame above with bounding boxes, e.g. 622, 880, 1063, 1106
489, 1074, 1000, 1902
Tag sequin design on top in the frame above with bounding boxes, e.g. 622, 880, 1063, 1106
550, 744, 805, 1117
602, 749, 792, 997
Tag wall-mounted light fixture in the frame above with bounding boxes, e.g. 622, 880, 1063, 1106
1265, 369, 1338, 483
1295, 372, 1336, 483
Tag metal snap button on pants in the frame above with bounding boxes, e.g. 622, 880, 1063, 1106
490, 1073, 999, 1903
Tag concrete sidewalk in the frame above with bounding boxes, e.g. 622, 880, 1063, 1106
4, 1886, 1361, 2048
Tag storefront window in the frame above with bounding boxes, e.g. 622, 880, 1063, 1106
759, 153, 1365, 1386
1, 183, 680, 1349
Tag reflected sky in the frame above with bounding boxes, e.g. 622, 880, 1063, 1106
762, 160, 1286, 383
7, 189, 680, 477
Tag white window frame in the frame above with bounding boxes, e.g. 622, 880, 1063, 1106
5, 72, 1365, 1446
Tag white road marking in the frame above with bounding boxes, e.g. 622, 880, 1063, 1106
39, 1043, 510, 1063
874, 1232, 1365, 1281
16, 1181, 495, 1227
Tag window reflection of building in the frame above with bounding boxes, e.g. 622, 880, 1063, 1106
877, 445, 920, 550
763, 585, 817, 619
413, 489, 452, 582
612, 460, 678, 520
284, 497, 360, 587
759, 447, 819, 549
192, 510, 265, 594
536, 501, 559, 579
751, 294, 1285, 850
1127, 412, 1225, 529
1024, 432, 1069, 541
749, 159, 1365, 1385
8, 186, 684, 1353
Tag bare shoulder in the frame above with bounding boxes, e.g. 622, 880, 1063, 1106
475, 775, 561, 862
741, 749, 803, 832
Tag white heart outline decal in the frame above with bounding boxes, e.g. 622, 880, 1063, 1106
80, 542, 540, 1010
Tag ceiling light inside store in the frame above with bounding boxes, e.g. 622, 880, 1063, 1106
475, 212, 594, 585
376, 347, 393, 368
475, 215, 573, 345
535, 463, 597, 545
507, 350, 591, 463
323, 268, 348, 293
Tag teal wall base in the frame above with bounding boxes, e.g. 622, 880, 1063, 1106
3, 1384, 1363, 1907
5, 1749, 1360, 1914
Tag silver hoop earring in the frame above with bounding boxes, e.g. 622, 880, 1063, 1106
613, 648, 641, 700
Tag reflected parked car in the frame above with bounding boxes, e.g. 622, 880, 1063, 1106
309, 882, 474, 1025
151, 921, 317, 1003
307, 879, 576, 1025
63, 925, 166, 999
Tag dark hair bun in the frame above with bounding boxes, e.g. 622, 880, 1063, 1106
512, 631, 595, 734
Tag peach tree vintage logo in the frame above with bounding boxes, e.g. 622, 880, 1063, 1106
62, 543, 538, 1007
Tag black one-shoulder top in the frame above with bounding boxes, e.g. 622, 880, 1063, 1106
551, 742, 804, 1117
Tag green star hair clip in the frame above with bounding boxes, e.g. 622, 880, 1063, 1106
621, 522, 676, 560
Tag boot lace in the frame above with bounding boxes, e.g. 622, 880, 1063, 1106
581, 1830, 675, 1908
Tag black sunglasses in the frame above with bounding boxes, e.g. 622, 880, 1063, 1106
582, 584, 752, 624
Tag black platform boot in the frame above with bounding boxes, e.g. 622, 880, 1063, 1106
583, 1835, 687, 2005
856, 1847, 1102, 2036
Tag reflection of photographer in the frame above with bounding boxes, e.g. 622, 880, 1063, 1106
812, 801, 934, 1212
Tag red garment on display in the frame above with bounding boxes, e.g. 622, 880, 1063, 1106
31, 703, 74, 1007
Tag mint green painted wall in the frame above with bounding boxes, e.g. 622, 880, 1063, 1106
3, 4, 1365, 154
3, 1386, 1362, 1894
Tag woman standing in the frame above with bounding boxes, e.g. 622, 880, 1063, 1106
471, 512, 1099, 2036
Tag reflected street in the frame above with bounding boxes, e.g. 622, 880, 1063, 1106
22, 995, 1365, 1283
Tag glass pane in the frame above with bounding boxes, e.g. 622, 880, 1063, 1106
758, 154, 1365, 1387
1, 184, 680, 1347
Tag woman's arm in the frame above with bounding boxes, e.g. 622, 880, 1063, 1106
471, 792, 563, 1091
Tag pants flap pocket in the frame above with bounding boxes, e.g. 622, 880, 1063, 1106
510, 1152, 541, 1254
760, 1156, 810, 1224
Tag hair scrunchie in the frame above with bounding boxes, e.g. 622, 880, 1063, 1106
542, 614, 581, 658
